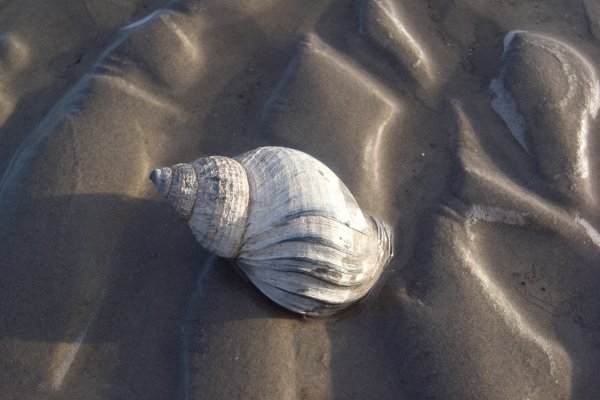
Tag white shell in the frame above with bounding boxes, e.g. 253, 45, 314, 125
150, 146, 393, 317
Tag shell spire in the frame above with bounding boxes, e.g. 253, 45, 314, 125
150, 157, 250, 258
150, 163, 198, 218
149, 167, 172, 197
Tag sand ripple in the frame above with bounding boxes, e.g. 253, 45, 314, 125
2, 1, 600, 399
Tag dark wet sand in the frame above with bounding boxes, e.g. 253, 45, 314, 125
1, 1, 600, 399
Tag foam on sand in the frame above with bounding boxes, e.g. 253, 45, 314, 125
489, 76, 528, 152
465, 205, 527, 240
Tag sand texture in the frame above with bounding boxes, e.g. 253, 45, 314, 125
1, 0, 600, 399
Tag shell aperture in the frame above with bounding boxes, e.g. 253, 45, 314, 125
150, 146, 393, 317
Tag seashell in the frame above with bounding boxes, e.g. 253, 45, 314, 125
149, 146, 393, 317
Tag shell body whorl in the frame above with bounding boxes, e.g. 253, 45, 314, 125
234, 147, 392, 316
150, 146, 393, 316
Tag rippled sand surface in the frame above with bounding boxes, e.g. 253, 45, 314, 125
1, 1, 600, 399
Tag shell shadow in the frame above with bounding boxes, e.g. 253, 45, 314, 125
0, 192, 280, 397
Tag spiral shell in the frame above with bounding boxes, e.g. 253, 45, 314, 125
150, 146, 393, 316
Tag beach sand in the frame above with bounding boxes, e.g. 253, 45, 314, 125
1, 0, 600, 398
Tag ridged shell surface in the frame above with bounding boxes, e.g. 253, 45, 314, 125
167, 163, 198, 218
234, 147, 393, 316
150, 146, 393, 316
188, 156, 249, 258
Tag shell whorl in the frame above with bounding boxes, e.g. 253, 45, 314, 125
150, 163, 198, 218
151, 156, 250, 258
233, 147, 393, 316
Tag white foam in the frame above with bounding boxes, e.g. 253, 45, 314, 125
489, 77, 529, 152
490, 32, 529, 152
465, 205, 526, 240
590, 70, 600, 118
466, 205, 527, 226
578, 116, 591, 182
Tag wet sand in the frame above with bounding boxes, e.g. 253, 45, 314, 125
1, 1, 600, 399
